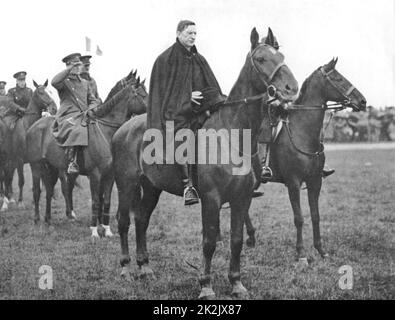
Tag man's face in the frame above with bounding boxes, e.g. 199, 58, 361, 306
177, 25, 197, 49
82, 64, 90, 73
69, 62, 82, 75
17, 79, 26, 88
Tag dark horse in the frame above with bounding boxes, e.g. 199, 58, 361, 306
112, 28, 299, 299
0, 81, 56, 211
26, 71, 147, 231
247, 58, 366, 265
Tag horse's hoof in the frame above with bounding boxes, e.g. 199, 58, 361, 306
71, 211, 77, 219
198, 287, 216, 300
246, 236, 256, 248
138, 265, 156, 280
102, 225, 114, 238
121, 267, 132, 281
8, 198, 16, 205
17, 202, 25, 209
90, 227, 100, 238
231, 282, 249, 299
296, 257, 309, 270
1, 205, 8, 212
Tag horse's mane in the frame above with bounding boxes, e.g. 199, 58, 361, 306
294, 70, 315, 105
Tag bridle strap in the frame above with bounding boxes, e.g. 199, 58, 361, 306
249, 45, 287, 88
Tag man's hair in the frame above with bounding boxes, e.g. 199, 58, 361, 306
177, 20, 195, 33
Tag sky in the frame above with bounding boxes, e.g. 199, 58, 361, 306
1, 0, 394, 108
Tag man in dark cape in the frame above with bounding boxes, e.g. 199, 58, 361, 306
147, 20, 226, 205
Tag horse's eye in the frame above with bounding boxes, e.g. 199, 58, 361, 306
256, 57, 265, 63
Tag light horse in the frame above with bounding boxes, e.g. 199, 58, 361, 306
112, 28, 299, 299
26, 72, 147, 230
0, 81, 56, 211
246, 58, 366, 265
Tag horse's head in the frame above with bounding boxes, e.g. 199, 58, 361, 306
124, 76, 148, 117
104, 69, 140, 102
319, 58, 367, 112
249, 27, 298, 103
32, 79, 57, 113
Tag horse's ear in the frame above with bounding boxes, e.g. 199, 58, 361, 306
133, 69, 137, 78
250, 27, 259, 51
136, 76, 140, 86
44, 79, 48, 87
127, 69, 135, 80
141, 78, 146, 85
324, 58, 336, 72
265, 27, 275, 47
33, 80, 39, 88
334, 57, 338, 66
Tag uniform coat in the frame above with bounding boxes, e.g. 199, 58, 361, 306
52, 71, 99, 147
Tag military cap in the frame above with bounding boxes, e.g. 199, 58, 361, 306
0, 81, 6, 87
62, 53, 82, 64
13, 71, 27, 80
80, 55, 92, 65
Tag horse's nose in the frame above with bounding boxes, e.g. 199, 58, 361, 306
361, 99, 366, 106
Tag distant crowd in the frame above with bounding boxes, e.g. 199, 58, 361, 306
323, 106, 395, 142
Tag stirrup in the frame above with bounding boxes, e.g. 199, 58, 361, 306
184, 186, 199, 206
261, 166, 273, 183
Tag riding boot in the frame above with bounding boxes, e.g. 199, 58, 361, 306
66, 147, 79, 175
322, 165, 335, 178
261, 144, 273, 183
180, 163, 199, 206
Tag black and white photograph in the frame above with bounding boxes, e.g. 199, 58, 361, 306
0, 0, 393, 303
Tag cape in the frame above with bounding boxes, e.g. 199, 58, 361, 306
147, 39, 223, 131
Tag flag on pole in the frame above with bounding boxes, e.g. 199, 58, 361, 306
96, 45, 103, 56
85, 36, 91, 52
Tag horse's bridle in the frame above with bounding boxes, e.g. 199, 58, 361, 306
249, 44, 287, 99
319, 67, 355, 108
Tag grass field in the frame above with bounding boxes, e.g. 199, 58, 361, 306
0, 148, 394, 300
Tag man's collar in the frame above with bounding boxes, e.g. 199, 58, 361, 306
175, 38, 198, 56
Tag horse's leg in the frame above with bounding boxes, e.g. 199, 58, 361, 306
42, 164, 58, 224
1, 163, 14, 210
245, 212, 256, 248
199, 192, 221, 300
287, 179, 308, 265
89, 170, 101, 238
135, 177, 161, 279
31, 163, 41, 224
101, 173, 114, 238
306, 175, 328, 258
118, 182, 140, 280
59, 172, 74, 220
67, 174, 77, 220
17, 160, 25, 209
228, 195, 250, 299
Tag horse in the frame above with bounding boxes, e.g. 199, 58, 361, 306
0, 81, 56, 211
112, 27, 299, 299
25, 71, 147, 232
246, 58, 366, 265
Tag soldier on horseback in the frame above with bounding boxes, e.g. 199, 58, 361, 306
147, 20, 226, 206
51, 53, 101, 175
7, 71, 33, 116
